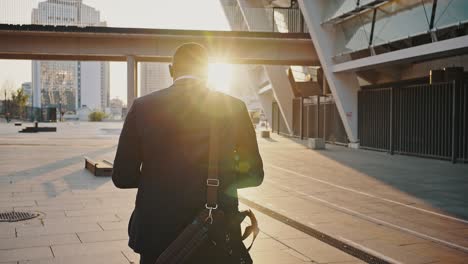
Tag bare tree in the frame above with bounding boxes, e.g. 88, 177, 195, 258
1, 80, 15, 100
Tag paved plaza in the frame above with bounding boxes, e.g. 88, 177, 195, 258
0, 121, 467, 263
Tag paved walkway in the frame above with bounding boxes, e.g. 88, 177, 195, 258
0, 122, 363, 264
239, 132, 468, 264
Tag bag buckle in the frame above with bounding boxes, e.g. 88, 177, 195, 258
206, 179, 219, 187
205, 203, 218, 224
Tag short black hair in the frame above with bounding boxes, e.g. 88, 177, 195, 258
172, 42, 208, 71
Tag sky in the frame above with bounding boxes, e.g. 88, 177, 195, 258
0, 0, 232, 102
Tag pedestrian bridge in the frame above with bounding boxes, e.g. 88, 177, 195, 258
0, 24, 317, 65
0, 24, 318, 106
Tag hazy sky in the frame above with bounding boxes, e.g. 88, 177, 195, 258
0, 0, 231, 101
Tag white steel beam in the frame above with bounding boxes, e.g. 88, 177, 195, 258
127, 56, 138, 108
299, 0, 361, 144
333, 35, 468, 73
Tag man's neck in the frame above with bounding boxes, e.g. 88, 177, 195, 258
173, 75, 201, 83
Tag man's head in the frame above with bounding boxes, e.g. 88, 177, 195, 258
169, 43, 209, 81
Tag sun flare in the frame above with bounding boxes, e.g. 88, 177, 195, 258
208, 63, 233, 93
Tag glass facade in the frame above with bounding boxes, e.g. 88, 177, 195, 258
329, 0, 468, 55
39, 61, 76, 112
221, 2, 308, 33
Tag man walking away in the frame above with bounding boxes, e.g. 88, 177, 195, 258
112, 43, 264, 263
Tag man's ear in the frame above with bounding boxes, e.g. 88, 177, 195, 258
169, 64, 174, 77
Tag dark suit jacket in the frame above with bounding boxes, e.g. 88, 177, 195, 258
112, 78, 264, 255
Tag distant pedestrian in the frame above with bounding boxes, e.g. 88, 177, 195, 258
5, 112, 10, 123
112, 43, 264, 263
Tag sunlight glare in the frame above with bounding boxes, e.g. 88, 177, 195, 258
208, 63, 233, 93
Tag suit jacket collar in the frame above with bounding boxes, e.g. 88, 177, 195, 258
172, 77, 208, 90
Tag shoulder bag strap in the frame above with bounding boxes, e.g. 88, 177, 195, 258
205, 94, 220, 224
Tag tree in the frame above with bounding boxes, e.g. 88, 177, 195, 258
11, 88, 29, 119
88, 111, 107, 122
1, 80, 15, 100
1, 80, 15, 115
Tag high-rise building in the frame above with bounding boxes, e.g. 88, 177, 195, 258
140, 63, 173, 96
21, 82, 32, 106
31, 0, 110, 112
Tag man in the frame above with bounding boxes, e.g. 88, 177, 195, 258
112, 43, 264, 263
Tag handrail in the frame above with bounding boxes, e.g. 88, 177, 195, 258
321, 0, 390, 25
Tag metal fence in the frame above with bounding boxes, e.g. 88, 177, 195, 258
290, 97, 348, 144
2, 102, 57, 122
272, 7, 308, 33
358, 81, 468, 162
222, 5, 309, 33
272, 102, 289, 135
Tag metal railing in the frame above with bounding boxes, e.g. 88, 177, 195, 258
272, 7, 308, 33
272, 102, 289, 135
2, 102, 57, 122
358, 81, 468, 162
291, 97, 348, 144
222, 5, 309, 33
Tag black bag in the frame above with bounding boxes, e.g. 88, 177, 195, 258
156, 108, 259, 264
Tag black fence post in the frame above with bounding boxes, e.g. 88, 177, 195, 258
451, 80, 458, 163
316, 96, 321, 138
300, 97, 304, 140
323, 100, 327, 141
390, 87, 394, 155
277, 104, 280, 134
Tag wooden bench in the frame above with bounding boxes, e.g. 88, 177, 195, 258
84, 156, 113, 177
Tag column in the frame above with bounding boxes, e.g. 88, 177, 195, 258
127, 56, 138, 108
299, 0, 360, 146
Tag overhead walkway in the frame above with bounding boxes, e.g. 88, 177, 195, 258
0, 24, 318, 107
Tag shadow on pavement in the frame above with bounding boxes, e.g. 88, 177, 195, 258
281, 136, 468, 219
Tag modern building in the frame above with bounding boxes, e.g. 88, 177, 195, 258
221, 0, 468, 162
31, 0, 110, 112
140, 63, 172, 96
21, 82, 32, 106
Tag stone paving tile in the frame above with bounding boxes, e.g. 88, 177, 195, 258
98, 221, 128, 231
250, 249, 309, 264
0, 225, 16, 239
65, 208, 131, 217
367, 211, 468, 239
43, 214, 119, 226
0, 233, 80, 250
16, 222, 102, 237
259, 221, 310, 240
400, 242, 468, 264
36, 199, 92, 207
357, 239, 438, 264
248, 236, 289, 252
0, 246, 53, 262
19, 252, 130, 264
0, 200, 36, 208
281, 237, 359, 264
51, 240, 128, 258
77, 229, 128, 243
14, 204, 85, 212
121, 249, 139, 264
34, 211, 66, 219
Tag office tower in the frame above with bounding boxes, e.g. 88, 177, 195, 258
31, 0, 110, 112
